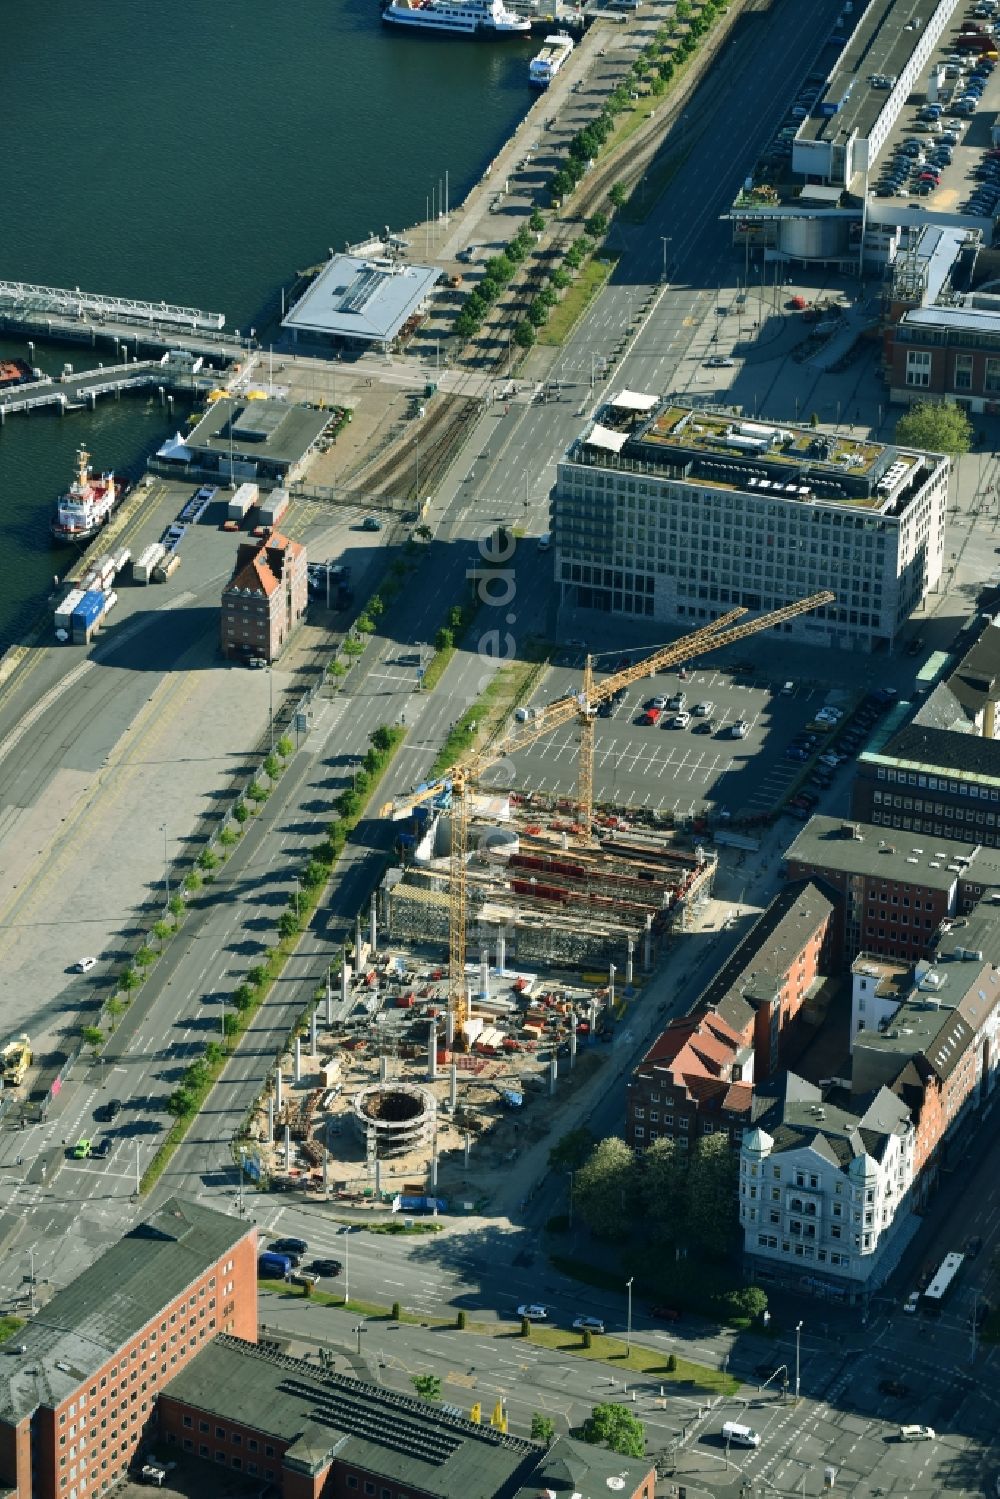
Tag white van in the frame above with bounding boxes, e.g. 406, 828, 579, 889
722, 1421, 761, 1449
899, 1425, 935, 1442
537, 532, 551, 551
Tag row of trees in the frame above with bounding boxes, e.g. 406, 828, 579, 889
453, 218, 543, 341
164, 724, 404, 1121
547, 0, 728, 206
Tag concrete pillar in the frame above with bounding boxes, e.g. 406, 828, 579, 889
450, 1062, 458, 1110
380, 1054, 389, 1082
428, 1022, 438, 1081
549, 1053, 558, 1096
322, 1144, 328, 1192
341, 960, 351, 1005
275, 1068, 283, 1110
481, 948, 490, 1001
283, 1123, 292, 1167
354, 914, 363, 959
445, 1007, 455, 1048
626, 939, 635, 986
294, 1036, 302, 1084
310, 1008, 317, 1055
496, 928, 506, 975
375, 1159, 382, 1198
430, 1150, 438, 1191
369, 893, 378, 954
267, 1096, 274, 1144
466, 980, 475, 1020
569, 1013, 577, 1071
643, 914, 653, 972
464, 1132, 471, 1168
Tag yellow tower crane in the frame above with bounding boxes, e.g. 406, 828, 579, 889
382, 590, 834, 1036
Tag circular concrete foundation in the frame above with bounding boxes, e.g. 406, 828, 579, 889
352, 1082, 436, 1159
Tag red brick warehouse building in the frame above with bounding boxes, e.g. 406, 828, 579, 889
220, 528, 308, 665
0, 1198, 255, 1499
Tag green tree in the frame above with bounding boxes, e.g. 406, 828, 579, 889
276, 735, 294, 758
411, 1374, 442, 1401
581, 1403, 646, 1458
528, 208, 545, 233
247, 965, 268, 989
356, 613, 376, 635
302, 858, 328, 889
106, 996, 126, 1026
370, 725, 395, 754
223, 1012, 239, 1041
81, 1024, 104, 1056
204, 1041, 224, 1067
435, 626, 454, 652
167, 1087, 197, 1118
152, 919, 172, 947
514, 322, 535, 350
530, 1412, 556, 1445
685, 1133, 739, 1258
895, 400, 972, 456
233, 802, 249, 824
640, 1136, 688, 1244
248, 781, 269, 804
135, 946, 156, 968
585, 211, 609, 237
168, 894, 186, 919
549, 1126, 596, 1173
666, 1352, 677, 1373
609, 182, 629, 210
573, 1137, 637, 1239
551, 267, 571, 290
119, 967, 141, 993
527, 299, 549, 329
234, 983, 256, 1013
278, 911, 301, 940
183, 871, 202, 894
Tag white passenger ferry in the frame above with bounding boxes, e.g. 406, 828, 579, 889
529, 32, 574, 84
382, 0, 531, 35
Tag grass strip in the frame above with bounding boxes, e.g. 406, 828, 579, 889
429, 649, 549, 778
539, 258, 616, 347
526, 1325, 739, 1394
139, 728, 408, 1195
0, 1316, 26, 1345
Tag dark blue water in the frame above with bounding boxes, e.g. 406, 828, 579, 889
0, 0, 534, 645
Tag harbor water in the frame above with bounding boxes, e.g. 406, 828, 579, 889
0, 0, 534, 648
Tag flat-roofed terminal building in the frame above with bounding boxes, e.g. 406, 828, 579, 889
551, 395, 949, 652
281, 253, 441, 352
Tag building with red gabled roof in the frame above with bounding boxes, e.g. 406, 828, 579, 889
626, 1009, 756, 1153
220, 528, 307, 664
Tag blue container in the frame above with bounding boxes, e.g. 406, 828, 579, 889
71, 590, 105, 627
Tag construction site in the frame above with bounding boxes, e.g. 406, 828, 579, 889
242, 592, 835, 1210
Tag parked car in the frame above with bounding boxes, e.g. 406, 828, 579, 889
572, 1315, 606, 1334
97, 1098, 123, 1123
639, 709, 661, 726
74, 956, 98, 974
693, 701, 715, 716
308, 1259, 343, 1277
362, 516, 383, 532
270, 1237, 309, 1255
517, 1304, 548, 1320
704, 356, 735, 368
72, 1139, 92, 1159
671, 711, 691, 728
90, 1139, 111, 1160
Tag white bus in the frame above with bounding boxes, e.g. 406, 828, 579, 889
923, 1251, 964, 1305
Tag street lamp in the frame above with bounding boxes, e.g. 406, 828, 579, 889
161, 823, 169, 911
660, 236, 672, 284
626, 1275, 634, 1355
567, 1170, 574, 1230
795, 1319, 803, 1402
268, 665, 275, 755
352, 1320, 367, 1358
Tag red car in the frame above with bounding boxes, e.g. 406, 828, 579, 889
640, 708, 662, 726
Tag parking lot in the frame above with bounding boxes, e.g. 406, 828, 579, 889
501, 660, 873, 822
873, 2, 1000, 214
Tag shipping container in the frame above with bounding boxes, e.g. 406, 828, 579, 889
71, 590, 105, 644
258, 487, 290, 527
54, 589, 85, 634
228, 482, 258, 521
152, 553, 181, 583
133, 543, 166, 584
